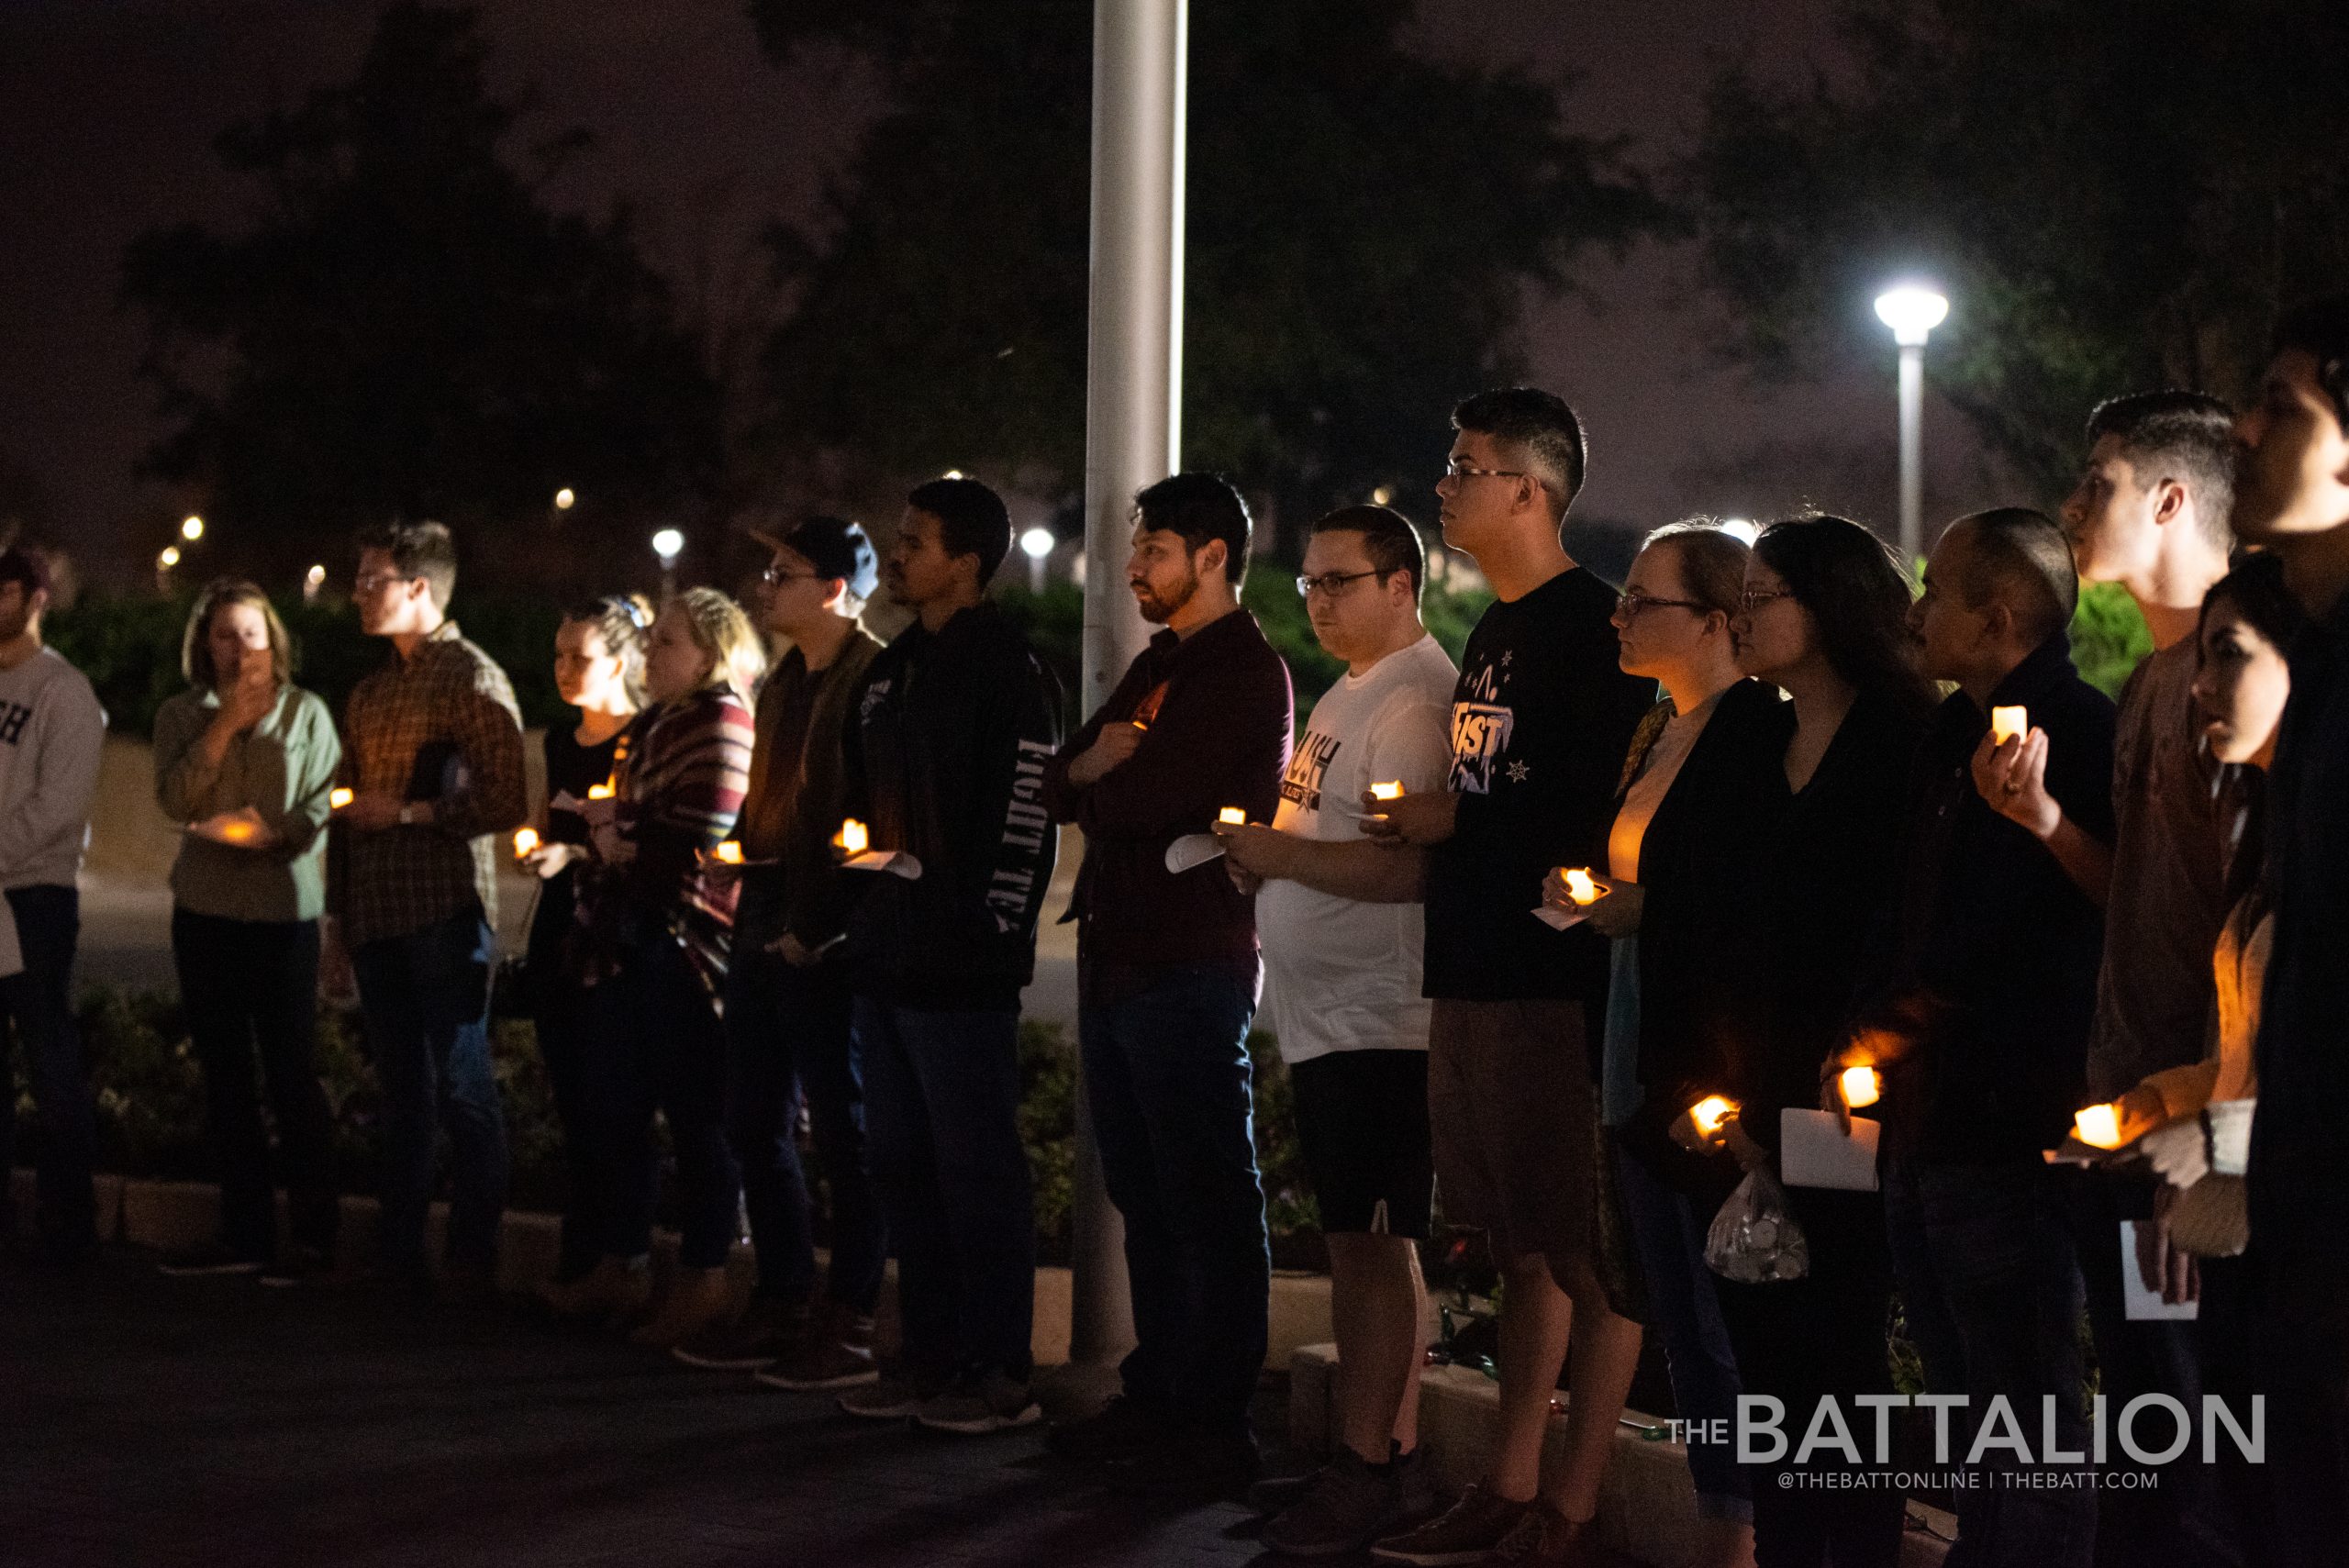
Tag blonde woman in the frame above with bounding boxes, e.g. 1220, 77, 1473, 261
152, 579, 343, 1280
562, 588, 761, 1344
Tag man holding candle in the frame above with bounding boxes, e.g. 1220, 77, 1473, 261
1364, 390, 1654, 1566
835, 478, 1064, 1433
1041, 473, 1292, 1492
2228, 295, 2349, 1565
1214, 505, 1454, 1553
1851, 508, 2115, 1566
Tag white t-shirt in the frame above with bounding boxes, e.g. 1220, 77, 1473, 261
0, 645, 106, 893
1259, 634, 1458, 1064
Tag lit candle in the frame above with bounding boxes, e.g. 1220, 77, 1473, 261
329, 787, 354, 810
2074, 1102, 2123, 1151
1369, 781, 1404, 802
1990, 705, 2029, 748
1689, 1095, 1738, 1139
585, 782, 615, 801
513, 827, 540, 859
1562, 867, 1602, 906
836, 818, 870, 856
217, 817, 256, 844
1218, 806, 1247, 826
713, 840, 744, 865
1840, 1064, 1882, 1109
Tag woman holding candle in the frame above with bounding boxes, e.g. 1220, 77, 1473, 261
566, 587, 760, 1347
521, 595, 650, 1311
1542, 519, 1778, 1564
151, 580, 344, 1280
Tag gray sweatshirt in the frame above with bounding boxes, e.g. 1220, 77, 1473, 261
0, 646, 106, 889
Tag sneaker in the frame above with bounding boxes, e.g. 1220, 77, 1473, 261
1251, 1443, 1436, 1518
914, 1371, 1043, 1435
257, 1246, 335, 1288
157, 1243, 267, 1278
1372, 1483, 1532, 1566
837, 1370, 944, 1421
1042, 1393, 1171, 1462
1487, 1497, 1597, 1565
1100, 1425, 1260, 1497
674, 1298, 805, 1372
754, 1306, 880, 1391
1263, 1446, 1412, 1558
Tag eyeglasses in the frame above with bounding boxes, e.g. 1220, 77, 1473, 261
351, 571, 416, 595
1739, 587, 1795, 613
1614, 591, 1709, 619
1296, 569, 1386, 599
762, 563, 824, 586
1441, 459, 1543, 488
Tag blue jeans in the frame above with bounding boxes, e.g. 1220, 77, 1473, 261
0, 885, 96, 1257
856, 998, 1034, 1381
352, 906, 507, 1277
726, 948, 884, 1311
1884, 1158, 2095, 1568
584, 933, 740, 1270
1080, 963, 1267, 1432
1614, 1143, 1752, 1522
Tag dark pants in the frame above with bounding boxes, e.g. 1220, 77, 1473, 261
725, 945, 883, 1311
2244, 1239, 2349, 1568
0, 885, 96, 1256
351, 906, 507, 1277
1884, 1158, 2095, 1568
172, 909, 337, 1259
1079, 963, 1266, 1433
856, 997, 1034, 1382
1614, 1143, 1751, 1522
1719, 1184, 1907, 1568
2065, 1167, 2241, 1568
584, 934, 740, 1270
530, 972, 601, 1282
2194, 1251, 2269, 1568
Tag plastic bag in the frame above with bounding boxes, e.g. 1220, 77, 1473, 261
1705, 1168, 1809, 1284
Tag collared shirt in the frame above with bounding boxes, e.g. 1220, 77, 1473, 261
154, 683, 341, 923
328, 620, 528, 951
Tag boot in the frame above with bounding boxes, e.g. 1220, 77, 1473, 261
629, 1266, 736, 1349
534, 1254, 652, 1326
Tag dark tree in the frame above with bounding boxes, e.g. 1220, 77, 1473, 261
749, 0, 1664, 554
1684, 0, 2349, 496
123, 3, 722, 590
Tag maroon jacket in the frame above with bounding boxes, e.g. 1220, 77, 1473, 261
1043, 608, 1293, 973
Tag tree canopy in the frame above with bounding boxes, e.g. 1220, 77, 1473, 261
1684, 0, 2349, 497
123, 3, 721, 591
749, 0, 1664, 554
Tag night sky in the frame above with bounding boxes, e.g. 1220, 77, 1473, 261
0, 0, 2003, 588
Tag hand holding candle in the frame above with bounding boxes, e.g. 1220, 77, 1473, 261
1839, 1064, 1882, 1110
1217, 806, 1248, 827
835, 817, 870, 857
585, 782, 615, 801
712, 840, 745, 865
1563, 867, 1605, 906
1990, 705, 2029, 748
1368, 781, 1403, 803
513, 827, 540, 860
1690, 1095, 1738, 1139
2074, 1102, 2124, 1151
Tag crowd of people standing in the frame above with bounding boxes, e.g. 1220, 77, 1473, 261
2, 292, 2348, 1568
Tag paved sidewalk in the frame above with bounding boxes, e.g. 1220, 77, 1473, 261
0, 1249, 1290, 1568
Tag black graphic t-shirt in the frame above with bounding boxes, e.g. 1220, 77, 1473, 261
1422, 566, 1654, 1001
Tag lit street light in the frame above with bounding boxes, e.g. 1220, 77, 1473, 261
1874, 284, 1949, 562
553, 487, 575, 511
304, 563, 327, 604
158, 545, 181, 569
1019, 525, 1056, 593
180, 515, 205, 542
651, 527, 685, 597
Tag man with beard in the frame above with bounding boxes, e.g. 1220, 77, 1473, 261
1042, 473, 1294, 1491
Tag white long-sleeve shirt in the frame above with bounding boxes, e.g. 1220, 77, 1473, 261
0, 645, 106, 889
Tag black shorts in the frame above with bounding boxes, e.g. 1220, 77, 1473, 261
1290, 1050, 1433, 1238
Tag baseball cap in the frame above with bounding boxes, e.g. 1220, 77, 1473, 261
747, 515, 878, 602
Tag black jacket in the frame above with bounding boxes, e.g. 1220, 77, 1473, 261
841, 601, 1065, 1010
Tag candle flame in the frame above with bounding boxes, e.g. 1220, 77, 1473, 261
1690, 1095, 1738, 1139
586, 783, 615, 801
513, 827, 540, 859
713, 840, 744, 865
1218, 806, 1247, 826
329, 788, 353, 809
1563, 868, 1601, 906
1840, 1064, 1882, 1109
1990, 706, 2029, 748
218, 818, 256, 843
2074, 1103, 2123, 1151
1369, 781, 1404, 801
836, 818, 869, 856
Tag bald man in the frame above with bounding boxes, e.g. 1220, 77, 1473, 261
1842, 509, 2118, 1567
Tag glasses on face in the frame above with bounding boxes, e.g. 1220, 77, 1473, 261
1441, 458, 1542, 488
762, 563, 822, 586
1739, 587, 1794, 613
351, 571, 412, 595
1296, 569, 1385, 599
1614, 591, 1708, 619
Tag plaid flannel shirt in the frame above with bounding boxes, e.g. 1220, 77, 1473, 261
328, 620, 528, 950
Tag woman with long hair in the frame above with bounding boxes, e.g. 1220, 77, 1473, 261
151, 579, 344, 1281
568, 587, 762, 1347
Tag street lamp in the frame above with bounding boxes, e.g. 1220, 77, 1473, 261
180, 515, 205, 542
304, 563, 327, 604
651, 527, 685, 598
553, 486, 575, 511
1874, 284, 1949, 562
1019, 526, 1056, 593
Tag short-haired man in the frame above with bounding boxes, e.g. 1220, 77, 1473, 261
835, 477, 1064, 1434
669, 517, 887, 1386
1042, 473, 1294, 1491
329, 520, 528, 1296
0, 547, 106, 1265
1217, 506, 1453, 1553
2050, 391, 2241, 1560
1852, 508, 2116, 1567
2229, 295, 2349, 1567
1365, 390, 1656, 1565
